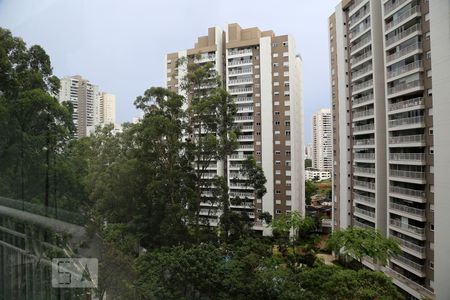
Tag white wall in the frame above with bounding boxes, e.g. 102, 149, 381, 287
429, 0, 450, 298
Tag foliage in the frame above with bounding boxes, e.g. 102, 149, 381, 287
304, 158, 312, 168
305, 180, 318, 205
270, 211, 316, 244
327, 227, 401, 265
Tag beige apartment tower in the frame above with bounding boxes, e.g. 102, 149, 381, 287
330, 0, 450, 299
165, 24, 304, 233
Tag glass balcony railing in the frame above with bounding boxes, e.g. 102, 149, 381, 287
385, 6, 421, 31
388, 97, 424, 112
386, 43, 422, 63
353, 108, 374, 119
389, 169, 425, 180
352, 79, 373, 92
384, 0, 410, 15
389, 185, 426, 200
354, 192, 376, 204
354, 152, 376, 160
354, 138, 375, 146
354, 123, 375, 132
391, 254, 425, 272
386, 23, 421, 47
387, 60, 422, 79
391, 236, 426, 255
390, 202, 425, 217
352, 93, 374, 106
354, 180, 376, 190
354, 207, 375, 218
388, 115, 424, 128
389, 134, 425, 144
389, 152, 425, 162
390, 219, 425, 236
351, 50, 372, 65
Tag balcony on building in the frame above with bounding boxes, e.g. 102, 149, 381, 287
229, 86, 253, 95
390, 253, 426, 277
384, 0, 413, 17
353, 164, 376, 178
227, 48, 253, 58
389, 198, 426, 221
389, 165, 426, 184
352, 107, 375, 121
350, 32, 372, 56
389, 152, 425, 165
353, 136, 375, 148
351, 62, 373, 82
387, 74, 424, 98
194, 53, 216, 64
388, 111, 425, 130
386, 39, 422, 65
354, 205, 376, 221
352, 78, 374, 94
353, 191, 376, 206
388, 96, 424, 114
228, 76, 253, 86
389, 183, 426, 203
354, 151, 376, 161
388, 132, 425, 147
229, 67, 253, 76
385, 4, 421, 34
353, 178, 376, 191
352, 92, 374, 108
348, 2, 370, 30
353, 122, 375, 135
351, 48, 373, 68
387, 57, 423, 82
390, 233, 426, 259
389, 216, 426, 240
353, 217, 375, 229
348, 0, 368, 17
385, 21, 422, 50
349, 17, 371, 43
228, 58, 253, 67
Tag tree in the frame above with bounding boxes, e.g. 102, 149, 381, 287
327, 227, 401, 266
270, 211, 316, 244
305, 180, 318, 205
299, 265, 404, 300
304, 158, 312, 168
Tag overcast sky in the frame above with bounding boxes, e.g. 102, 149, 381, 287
0, 0, 339, 144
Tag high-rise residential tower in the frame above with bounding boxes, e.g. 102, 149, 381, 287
312, 108, 333, 171
330, 0, 450, 298
58, 76, 116, 137
165, 24, 304, 233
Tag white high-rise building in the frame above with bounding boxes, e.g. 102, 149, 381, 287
312, 108, 332, 171
58, 76, 116, 137
166, 24, 304, 233
330, 0, 450, 298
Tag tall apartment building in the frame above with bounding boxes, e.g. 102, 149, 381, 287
58, 76, 116, 137
330, 0, 450, 298
312, 108, 333, 171
165, 24, 304, 233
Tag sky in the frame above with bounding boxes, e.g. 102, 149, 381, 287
0, 0, 340, 144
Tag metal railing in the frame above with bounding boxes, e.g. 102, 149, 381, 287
352, 79, 373, 92
389, 152, 425, 162
228, 49, 253, 56
235, 97, 252, 103
354, 192, 376, 204
0, 196, 85, 226
390, 202, 425, 217
354, 138, 375, 146
353, 219, 375, 229
228, 59, 252, 66
386, 43, 422, 63
390, 219, 425, 235
234, 115, 253, 121
354, 207, 375, 218
386, 23, 421, 47
351, 50, 372, 65
384, 0, 410, 15
354, 166, 376, 175
391, 254, 425, 272
351, 35, 372, 52
390, 169, 425, 180
389, 185, 425, 199
228, 77, 253, 85
354, 180, 376, 190
352, 64, 373, 79
388, 134, 425, 144
350, 21, 371, 40
388, 115, 424, 128
353, 108, 374, 119
229, 154, 253, 159
229, 68, 252, 75
352, 93, 374, 106
229, 87, 253, 94
354, 152, 375, 160
388, 97, 424, 111
391, 236, 426, 255
387, 60, 422, 78
386, 6, 421, 31
354, 123, 375, 132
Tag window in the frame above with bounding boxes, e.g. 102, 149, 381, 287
275, 170, 281, 175
427, 51, 431, 59
256, 151, 261, 155
286, 151, 291, 156
430, 147, 434, 154
275, 180, 281, 184
430, 128, 434, 135
275, 141, 280, 145
274, 82, 279, 86
285, 130, 291, 136
275, 190, 281, 194
282, 41, 288, 47
274, 101, 279, 105
284, 91, 290, 96
425, 13, 430, 21
426, 32, 431, 40
276, 200, 281, 204
275, 160, 281, 165
284, 71, 289, 77
428, 89, 432, 96
275, 121, 281, 125
427, 70, 432, 78
274, 72, 279, 76
256, 132, 261, 135
275, 150, 281, 155
273, 63, 279, 67
276, 209, 282, 214
273, 53, 279, 58
255, 65, 260, 69
283, 62, 289, 67
430, 261, 434, 270
430, 223, 435, 231
275, 130, 280, 135
285, 121, 290, 126
274, 111, 280, 115
284, 81, 290, 87
283, 52, 289, 57
286, 180, 291, 186
274, 91, 280, 96
429, 108, 433, 116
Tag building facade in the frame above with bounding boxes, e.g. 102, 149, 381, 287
305, 168, 331, 181
330, 0, 450, 299
58, 76, 116, 137
312, 108, 333, 171
165, 24, 304, 233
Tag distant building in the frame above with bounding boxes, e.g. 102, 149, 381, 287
166, 23, 304, 233
305, 168, 331, 181
305, 144, 313, 160
312, 108, 332, 171
58, 76, 116, 137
